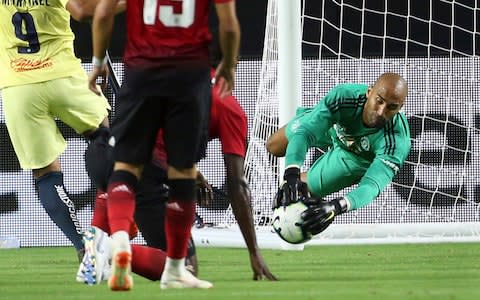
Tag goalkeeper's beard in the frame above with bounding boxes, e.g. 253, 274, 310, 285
364, 113, 387, 129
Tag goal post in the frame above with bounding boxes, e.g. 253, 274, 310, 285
193, 0, 480, 248
278, 0, 302, 179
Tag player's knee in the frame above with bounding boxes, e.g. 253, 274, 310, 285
84, 128, 113, 191
266, 133, 287, 157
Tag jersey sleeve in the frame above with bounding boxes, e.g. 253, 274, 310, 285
217, 95, 248, 157
346, 114, 411, 210
284, 85, 345, 167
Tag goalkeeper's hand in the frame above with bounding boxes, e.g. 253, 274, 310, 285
301, 197, 349, 235
273, 166, 309, 209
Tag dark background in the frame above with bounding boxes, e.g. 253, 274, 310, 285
72, 0, 479, 60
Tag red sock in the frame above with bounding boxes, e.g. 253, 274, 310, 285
107, 171, 137, 234
131, 244, 166, 281
91, 190, 110, 234
165, 199, 196, 259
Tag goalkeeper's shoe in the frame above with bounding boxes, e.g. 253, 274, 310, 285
75, 226, 110, 285
108, 232, 132, 291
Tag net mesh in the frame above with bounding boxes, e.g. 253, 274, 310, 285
243, 0, 480, 229
1, 0, 480, 246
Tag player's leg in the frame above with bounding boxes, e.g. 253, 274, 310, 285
118, 161, 191, 283
306, 147, 370, 198
33, 161, 86, 261
84, 126, 113, 192
50, 73, 112, 261
83, 126, 114, 234
135, 161, 199, 275
78, 167, 199, 285
134, 162, 168, 249
266, 125, 288, 157
300, 148, 370, 235
103, 68, 164, 291
82, 126, 198, 283
266, 107, 317, 157
160, 66, 212, 289
76, 129, 114, 284
1, 83, 85, 261
130, 244, 167, 281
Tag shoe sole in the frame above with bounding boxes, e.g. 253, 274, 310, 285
160, 275, 213, 289
108, 251, 133, 291
160, 280, 213, 289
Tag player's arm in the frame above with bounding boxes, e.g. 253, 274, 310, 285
279, 100, 334, 207
346, 156, 399, 209
214, 1, 241, 98
300, 159, 394, 236
88, 0, 118, 95
66, 0, 125, 22
302, 122, 411, 235
223, 154, 277, 281
347, 115, 411, 209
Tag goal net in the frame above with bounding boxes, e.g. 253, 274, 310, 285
1, 0, 478, 249
194, 0, 480, 248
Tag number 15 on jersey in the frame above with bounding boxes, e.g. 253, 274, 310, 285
143, 0, 195, 27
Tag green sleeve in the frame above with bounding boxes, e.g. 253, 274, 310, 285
347, 113, 411, 210
284, 100, 334, 168
284, 86, 347, 167
345, 158, 396, 209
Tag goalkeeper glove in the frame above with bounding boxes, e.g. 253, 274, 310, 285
272, 166, 309, 209
301, 197, 349, 235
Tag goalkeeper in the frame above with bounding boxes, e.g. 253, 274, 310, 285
267, 73, 411, 235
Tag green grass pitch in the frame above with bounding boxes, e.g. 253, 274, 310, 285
0, 243, 479, 300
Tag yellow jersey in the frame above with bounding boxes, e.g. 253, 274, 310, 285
0, 0, 84, 89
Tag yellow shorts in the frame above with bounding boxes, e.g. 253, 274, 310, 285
1, 73, 111, 169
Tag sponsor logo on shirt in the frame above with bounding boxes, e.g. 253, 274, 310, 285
334, 124, 370, 153
10, 58, 52, 72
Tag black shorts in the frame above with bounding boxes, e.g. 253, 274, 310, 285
112, 65, 211, 168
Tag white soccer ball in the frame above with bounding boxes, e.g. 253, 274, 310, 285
272, 201, 312, 244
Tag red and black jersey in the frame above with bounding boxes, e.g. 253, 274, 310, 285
124, 0, 232, 68
208, 69, 247, 157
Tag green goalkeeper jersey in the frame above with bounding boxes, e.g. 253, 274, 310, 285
285, 83, 411, 209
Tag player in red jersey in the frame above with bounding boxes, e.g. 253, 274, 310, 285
88, 0, 240, 291
79, 45, 277, 283
135, 63, 278, 280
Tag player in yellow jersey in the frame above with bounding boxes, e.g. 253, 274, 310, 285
0, 0, 123, 261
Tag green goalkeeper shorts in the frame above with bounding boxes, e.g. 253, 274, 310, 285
306, 146, 371, 197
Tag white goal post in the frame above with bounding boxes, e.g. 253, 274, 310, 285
193, 0, 480, 249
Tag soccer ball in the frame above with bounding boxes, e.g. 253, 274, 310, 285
272, 201, 312, 244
